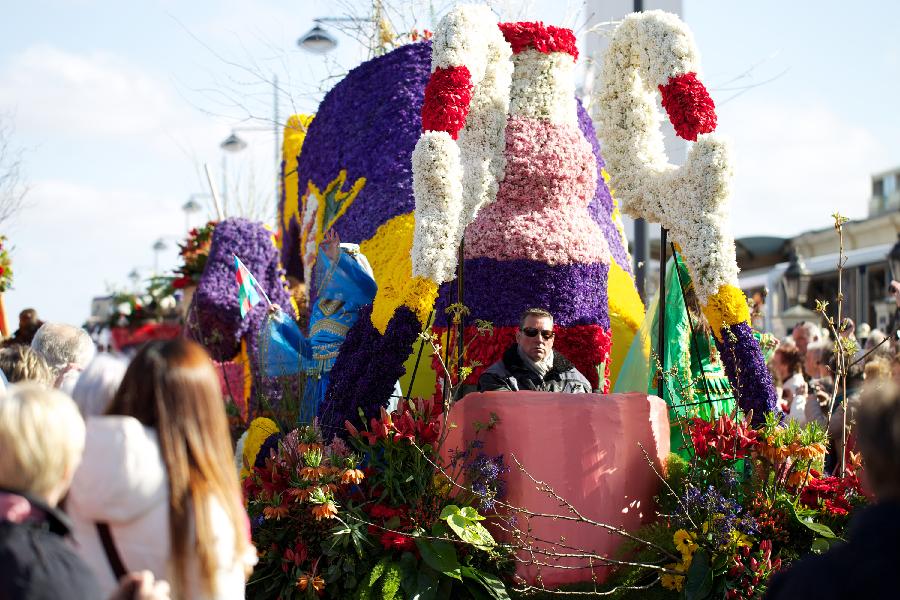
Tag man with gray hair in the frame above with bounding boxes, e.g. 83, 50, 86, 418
791, 321, 821, 359
31, 323, 96, 393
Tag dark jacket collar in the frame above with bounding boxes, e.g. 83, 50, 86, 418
0, 487, 73, 536
501, 344, 575, 380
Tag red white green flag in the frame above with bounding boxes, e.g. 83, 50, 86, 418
234, 254, 266, 318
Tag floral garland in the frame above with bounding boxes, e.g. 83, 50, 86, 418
172, 221, 216, 289
412, 4, 512, 284
596, 10, 776, 421
0, 236, 13, 293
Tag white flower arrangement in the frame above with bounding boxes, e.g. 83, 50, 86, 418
508, 49, 578, 128
411, 131, 464, 283
595, 10, 738, 303
411, 4, 512, 285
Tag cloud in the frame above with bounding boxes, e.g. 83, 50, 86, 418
717, 99, 885, 238
0, 44, 217, 153
4, 179, 185, 326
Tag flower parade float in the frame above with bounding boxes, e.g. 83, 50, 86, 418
216, 4, 859, 599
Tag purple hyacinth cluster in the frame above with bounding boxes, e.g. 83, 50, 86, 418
317, 305, 422, 439
450, 439, 510, 512
715, 322, 779, 426
189, 218, 294, 362
576, 100, 632, 275
434, 258, 610, 329
680, 484, 758, 548
280, 42, 432, 278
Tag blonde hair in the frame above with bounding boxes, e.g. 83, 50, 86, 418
0, 383, 85, 501
0, 345, 53, 386
107, 339, 251, 596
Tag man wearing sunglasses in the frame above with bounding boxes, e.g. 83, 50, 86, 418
477, 308, 592, 394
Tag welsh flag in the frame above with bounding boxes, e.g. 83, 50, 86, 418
234, 254, 265, 318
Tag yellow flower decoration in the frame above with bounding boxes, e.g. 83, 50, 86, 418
660, 563, 686, 591
702, 284, 751, 341
673, 529, 699, 558
281, 114, 315, 236
240, 417, 280, 480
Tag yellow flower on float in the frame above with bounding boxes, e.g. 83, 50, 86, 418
673, 528, 698, 558
241, 416, 280, 480
360, 212, 437, 333
281, 114, 315, 236
702, 284, 751, 341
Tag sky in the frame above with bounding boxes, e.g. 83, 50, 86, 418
0, 0, 898, 325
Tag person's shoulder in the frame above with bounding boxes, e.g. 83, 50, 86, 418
0, 521, 102, 599
765, 552, 840, 600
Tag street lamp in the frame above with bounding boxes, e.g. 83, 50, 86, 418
220, 132, 248, 153
298, 24, 338, 53
182, 195, 204, 232
152, 239, 168, 275
783, 250, 811, 307
888, 232, 900, 282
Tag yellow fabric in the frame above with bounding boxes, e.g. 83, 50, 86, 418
605, 262, 645, 389
309, 170, 367, 251
281, 114, 314, 238
359, 213, 438, 333
240, 417, 279, 480
702, 284, 751, 341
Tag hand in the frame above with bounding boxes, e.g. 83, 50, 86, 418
322, 229, 340, 262
109, 571, 171, 600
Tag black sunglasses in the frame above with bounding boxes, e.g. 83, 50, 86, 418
521, 327, 555, 340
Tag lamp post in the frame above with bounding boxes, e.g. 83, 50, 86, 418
219, 74, 280, 225
888, 232, 900, 282
152, 239, 167, 276
783, 250, 811, 307
298, 3, 383, 57
182, 195, 204, 232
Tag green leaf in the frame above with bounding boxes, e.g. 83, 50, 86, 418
459, 566, 511, 600
398, 552, 419, 597
810, 538, 831, 555
446, 514, 496, 550
439, 505, 459, 520
684, 549, 713, 600
357, 557, 390, 600
415, 538, 461, 580
784, 501, 838, 539
459, 506, 485, 521
381, 561, 402, 600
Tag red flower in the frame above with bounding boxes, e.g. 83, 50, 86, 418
421, 66, 473, 139
658, 72, 717, 141
379, 531, 416, 552
498, 21, 579, 60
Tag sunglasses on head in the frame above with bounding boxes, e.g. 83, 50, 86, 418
521, 327, 555, 340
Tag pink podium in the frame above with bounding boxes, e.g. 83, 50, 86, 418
443, 391, 670, 587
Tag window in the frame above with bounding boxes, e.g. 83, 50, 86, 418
885, 174, 897, 197
873, 178, 884, 197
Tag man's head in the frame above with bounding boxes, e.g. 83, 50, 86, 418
772, 341, 802, 381
791, 321, 820, 356
516, 308, 555, 362
18, 308, 39, 330
856, 382, 900, 501
30, 323, 96, 382
0, 383, 86, 506
804, 341, 827, 379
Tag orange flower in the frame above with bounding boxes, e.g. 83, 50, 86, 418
287, 487, 312, 502
300, 466, 328, 480
263, 502, 290, 520
297, 574, 325, 594
340, 468, 365, 485
311, 501, 338, 520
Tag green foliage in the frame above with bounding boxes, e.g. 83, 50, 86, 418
440, 505, 496, 550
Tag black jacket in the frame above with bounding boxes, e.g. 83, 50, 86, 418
0, 490, 103, 600
765, 500, 900, 600
477, 344, 592, 393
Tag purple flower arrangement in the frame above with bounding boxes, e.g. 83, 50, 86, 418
576, 100, 632, 275
715, 322, 779, 426
318, 305, 422, 439
434, 257, 610, 329
280, 42, 432, 277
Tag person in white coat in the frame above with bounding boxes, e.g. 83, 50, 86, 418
67, 339, 256, 600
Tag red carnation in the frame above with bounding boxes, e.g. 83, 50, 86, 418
658, 72, 717, 141
421, 66, 473, 139
498, 22, 579, 60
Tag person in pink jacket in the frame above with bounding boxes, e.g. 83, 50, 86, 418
67, 339, 256, 599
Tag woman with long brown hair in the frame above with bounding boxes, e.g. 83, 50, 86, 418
67, 339, 255, 599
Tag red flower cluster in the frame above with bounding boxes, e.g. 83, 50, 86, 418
421, 66, 473, 140
498, 21, 579, 60
365, 503, 417, 552
379, 531, 416, 552
345, 399, 442, 447
799, 469, 859, 516
658, 72, 717, 142
688, 414, 758, 460
726, 540, 782, 600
